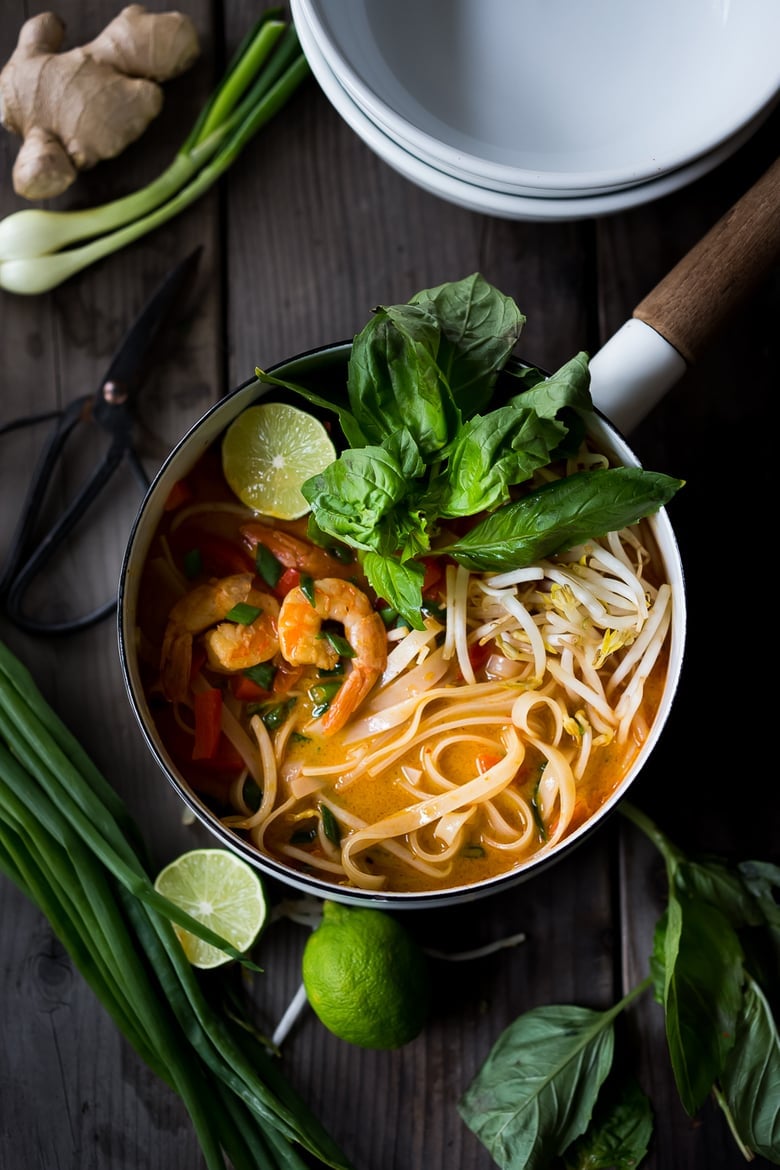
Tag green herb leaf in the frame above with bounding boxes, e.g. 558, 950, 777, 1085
652, 892, 745, 1116
720, 976, 780, 1160
561, 1074, 653, 1170
348, 304, 460, 456
459, 1003, 618, 1170
440, 468, 685, 572
409, 273, 525, 416
361, 552, 425, 631
300, 574, 316, 605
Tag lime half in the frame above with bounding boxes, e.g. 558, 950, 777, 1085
221, 401, 336, 519
154, 848, 268, 969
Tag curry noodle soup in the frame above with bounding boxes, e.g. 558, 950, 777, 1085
134, 423, 673, 895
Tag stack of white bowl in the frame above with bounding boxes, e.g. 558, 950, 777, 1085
290, 0, 780, 222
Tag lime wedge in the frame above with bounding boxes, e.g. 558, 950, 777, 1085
154, 848, 268, 969
221, 401, 336, 519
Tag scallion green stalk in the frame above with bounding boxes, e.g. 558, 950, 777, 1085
0, 15, 309, 290
0, 637, 353, 1170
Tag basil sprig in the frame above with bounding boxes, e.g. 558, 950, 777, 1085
258, 274, 683, 627
459, 806, 780, 1168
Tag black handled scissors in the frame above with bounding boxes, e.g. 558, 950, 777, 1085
0, 247, 202, 635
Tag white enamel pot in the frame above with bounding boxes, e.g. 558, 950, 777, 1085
118, 159, 780, 908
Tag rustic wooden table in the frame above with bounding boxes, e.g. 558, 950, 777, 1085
1, 4, 778, 1169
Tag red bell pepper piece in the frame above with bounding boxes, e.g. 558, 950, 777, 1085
192, 688, 223, 760
273, 566, 301, 599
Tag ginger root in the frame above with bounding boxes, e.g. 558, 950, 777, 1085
0, 5, 200, 201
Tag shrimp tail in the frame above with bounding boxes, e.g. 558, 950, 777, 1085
317, 665, 378, 735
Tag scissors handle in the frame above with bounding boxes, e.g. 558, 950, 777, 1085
3, 431, 149, 635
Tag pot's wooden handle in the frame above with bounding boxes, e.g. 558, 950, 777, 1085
634, 155, 780, 364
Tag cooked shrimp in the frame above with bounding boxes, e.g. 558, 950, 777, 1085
160, 572, 279, 701
278, 577, 387, 735
241, 523, 358, 579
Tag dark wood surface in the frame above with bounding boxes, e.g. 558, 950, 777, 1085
1, 4, 778, 1168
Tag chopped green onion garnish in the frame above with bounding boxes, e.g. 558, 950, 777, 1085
461, 843, 485, 859
301, 575, 316, 605
319, 803, 341, 846
260, 698, 296, 730
290, 827, 317, 845
379, 606, 399, 625
255, 543, 283, 587
225, 602, 262, 625
308, 679, 342, 717
242, 778, 262, 812
243, 662, 276, 690
318, 630, 354, 657
183, 548, 202, 579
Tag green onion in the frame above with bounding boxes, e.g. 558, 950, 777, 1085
184, 548, 203, 579
0, 16, 310, 293
243, 661, 276, 690
256, 543, 284, 587
308, 679, 342, 718
227, 602, 263, 624
318, 629, 354, 657
300, 575, 316, 605
0, 638, 351, 1170
319, 803, 341, 846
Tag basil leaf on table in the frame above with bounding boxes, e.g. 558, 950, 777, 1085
458, 1002, 620, 1170
439, 468, 684, 571
561, 1075, 653, 1170
652, 894, 745, 1116
720, 978, 780, 1160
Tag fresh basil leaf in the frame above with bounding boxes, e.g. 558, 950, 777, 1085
303, 430, 427, 553
458, 1003, 617, 1170
361, 552, 425, 631
738, 860, 780, 927
439, 468, 684, 571
561, 1074, 653, 1170
410, 273, 525, 416
348, 305, 461, 455
677, 857, 766, 929
437, 403, 568, 516
720, 976, 780, 1160
654, 892, 745, 1116
509, 351, 593, 418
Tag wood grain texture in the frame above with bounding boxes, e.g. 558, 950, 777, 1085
1, 3, 778, 1168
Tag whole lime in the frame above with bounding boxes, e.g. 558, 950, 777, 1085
301, 901, 431, 1049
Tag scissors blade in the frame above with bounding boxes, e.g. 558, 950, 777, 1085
95, 245, 203, 409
